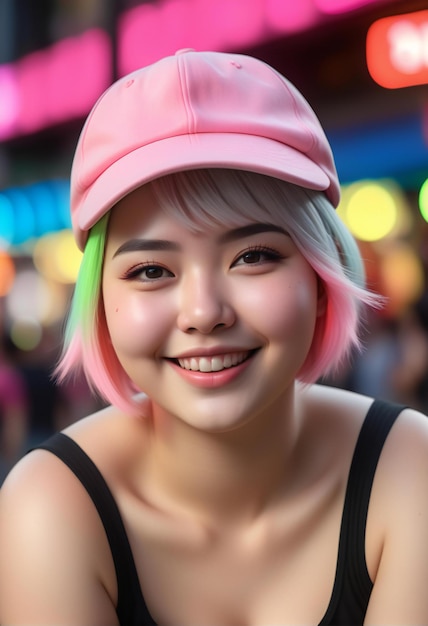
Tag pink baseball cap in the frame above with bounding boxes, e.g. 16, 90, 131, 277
71, 48, 340, 250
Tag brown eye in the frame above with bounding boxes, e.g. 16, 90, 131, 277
144, 266, 165, 279
242, 250, 262, 264
233, 246, 283, 267
123, 264, 174, 282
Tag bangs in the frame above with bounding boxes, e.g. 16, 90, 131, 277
149, 169, 294, 232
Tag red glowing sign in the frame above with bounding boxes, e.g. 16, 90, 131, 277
367, 10, 428, 88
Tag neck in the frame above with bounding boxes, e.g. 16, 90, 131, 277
144, 386, 302, 528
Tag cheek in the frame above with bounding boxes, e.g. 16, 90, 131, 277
103, 287, 171, 358
237, 271, 319, 342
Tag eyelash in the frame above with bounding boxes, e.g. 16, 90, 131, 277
232, 245, 284, 266
121, 245, 284, 282
121, 262, 173, 282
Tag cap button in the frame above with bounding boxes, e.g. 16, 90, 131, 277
175, 48, 195, 55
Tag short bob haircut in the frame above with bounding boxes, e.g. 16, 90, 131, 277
56, 168, 380, 415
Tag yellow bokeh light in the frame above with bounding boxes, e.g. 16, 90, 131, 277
54, 230, 83, 283
345, 183, 397, 242
33, 230, 82, 284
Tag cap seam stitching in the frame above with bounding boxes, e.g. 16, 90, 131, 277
177, 55, 196, 134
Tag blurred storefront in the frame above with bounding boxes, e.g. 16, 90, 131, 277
1, 0, 428, 413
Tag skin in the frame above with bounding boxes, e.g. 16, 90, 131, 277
1, 185, 428, 625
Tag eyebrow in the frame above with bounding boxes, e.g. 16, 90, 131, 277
112, 223, 289, 258
113, 239, 180, 257
218, 223, 289, 243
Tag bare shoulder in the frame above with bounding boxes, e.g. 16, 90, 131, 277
302, 382, 428, 477
299, 383, 375, 449
371, 401, 428, 501
0, 404, 142, 625
301, 382, 374, 419
366, 405, 428, 622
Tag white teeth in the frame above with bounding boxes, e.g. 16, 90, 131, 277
178, 352, 249, 372
211, 357, 224, 372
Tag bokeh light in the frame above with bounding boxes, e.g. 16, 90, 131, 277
0, 193, 14, 245
6, 188, 35, 244
337, 180, 410, 242
0, 250, 16, 297
0, 180, 70, 245
10, 317, 43, 351
6, 268, 68, 329
380, 242, 425, 315
33, 230, 82, 284
419, 178, 428, 222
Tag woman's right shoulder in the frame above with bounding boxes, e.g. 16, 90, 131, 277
0, 436, 113, 562
0, 397, 153, 534
0, 425, 122, 624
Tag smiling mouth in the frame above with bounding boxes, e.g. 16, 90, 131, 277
172, 350, 257, 373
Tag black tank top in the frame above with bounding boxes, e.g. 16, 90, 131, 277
35, 399, 404, 626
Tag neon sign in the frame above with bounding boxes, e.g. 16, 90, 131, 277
315, 0, 388, 14
118, 0, 322, 74
0, 29, 111, 140
367, 10, 428, 88
0, 0, 395, 140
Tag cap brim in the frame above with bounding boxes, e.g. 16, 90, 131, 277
76, 133, 332, 249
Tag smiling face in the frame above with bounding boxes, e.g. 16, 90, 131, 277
102, 181, 323, 432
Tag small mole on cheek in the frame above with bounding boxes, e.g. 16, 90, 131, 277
115, 307, 119, 313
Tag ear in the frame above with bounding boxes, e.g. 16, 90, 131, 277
316, 279, 327, 318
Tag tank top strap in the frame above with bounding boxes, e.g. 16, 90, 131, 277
34, 432, 156, 626
320, 399, 405, 625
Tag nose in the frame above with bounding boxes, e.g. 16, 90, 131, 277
176, 271, 236, 334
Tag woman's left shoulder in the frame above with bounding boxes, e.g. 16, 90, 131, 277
301, 383, 376, 427
302, 383, 428, 466
373, 402, 428, 484
363, 404, 428, 622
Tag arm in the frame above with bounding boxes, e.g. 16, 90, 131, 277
365, 408, 428, 624
0, 451, 119, 626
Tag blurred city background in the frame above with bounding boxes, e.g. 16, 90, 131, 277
0, 0, 428, 480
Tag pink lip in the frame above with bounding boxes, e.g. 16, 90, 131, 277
167, 352, 256, 388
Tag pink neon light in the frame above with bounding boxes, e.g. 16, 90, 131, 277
267, 0, 319, 33
210, 0, 265, 49
118, 0, 320, 76
314, 0, 388, 14
0, 29, 111, 140
118, 0, 270, 75
0, 66, 20, 139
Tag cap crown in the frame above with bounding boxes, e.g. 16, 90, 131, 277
71, 50, 339, 249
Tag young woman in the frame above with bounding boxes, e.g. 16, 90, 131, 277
1, 49, 428, 626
